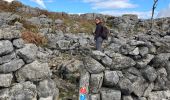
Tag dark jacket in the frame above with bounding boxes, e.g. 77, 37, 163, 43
94, 22, 103, 40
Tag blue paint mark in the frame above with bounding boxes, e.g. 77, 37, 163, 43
80, 94, 86, 100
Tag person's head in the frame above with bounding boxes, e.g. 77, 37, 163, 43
95, 17, 102, 24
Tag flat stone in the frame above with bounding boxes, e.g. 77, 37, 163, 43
0, 73, 13, 87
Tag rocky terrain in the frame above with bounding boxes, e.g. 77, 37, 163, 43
0, 0, 170, 100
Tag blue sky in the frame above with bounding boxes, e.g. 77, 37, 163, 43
4, 0, 170, 18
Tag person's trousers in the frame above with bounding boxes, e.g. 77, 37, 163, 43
96, 37, 103, 51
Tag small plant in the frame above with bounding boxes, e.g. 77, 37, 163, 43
21, 31, 48, 46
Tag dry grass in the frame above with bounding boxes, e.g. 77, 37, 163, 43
21, 31, 47, 46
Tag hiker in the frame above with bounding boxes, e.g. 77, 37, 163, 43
94, 17, 108, 51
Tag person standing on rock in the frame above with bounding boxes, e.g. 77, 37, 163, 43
94, 17, 104, 51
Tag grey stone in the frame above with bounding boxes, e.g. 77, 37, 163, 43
83, 57, 105, 74
15, 60, 51, 82
0, 73, 13, 87
107, 43, 121, 53
132, 77, 148, 97
0, 52, 16, 65
129, 47, 139, 56
119, 44, 134, 55
92, 50, 105, 61
55, 19, 63, 24
139, 47, 149, 57
40, 17, 52, 25
124, 72, 138, 83
127, 67, 141, 76
37, 79, 59, 99
9, 81, 37, 100
142, 66, 157, 82
56, 40, 70, 50
39, 28, 52, 35
79, 70, 90, 94
104, 50, 115, 58
39, 96, 53, 100
0, 59, 25, 73
101, 56, 112, 67
90, 73, 103, 93
148, 91, 170, 100
0, 29, 21, 40
17, 44, 38, 64
151, 53, 170, 68
0, 40, 14, 56
165, 62, 170, 80
157, 67, 168, 77
65, 60, 83, 73
143, 83, 154, 97
100, 88, 121, 100
14, 21, 23, 30
27, 17, 41, 25
137, 97, 147, 100
111, 53, 136, 70
104, 70, 119, 86
0, 89, 9, 100
79, 38, 88, 47
154, 67, 168, 91
89, 94, 100, 100
46, 34, 59, 49
123, 96, 133, 100
13, 38, 25, 49
136, 54, 154, 68
118, 77, 133, 95
128, 40, 146, 46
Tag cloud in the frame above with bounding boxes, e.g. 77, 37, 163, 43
157, 4, 170, 18
30, 0, 46, 8
83, 0, 138, 9
100, 10, 158, 19
92, 0, 138, 9
3, 0, 15, 2
45, 0, 54, 3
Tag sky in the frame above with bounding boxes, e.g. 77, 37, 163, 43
3, 0, 170, 19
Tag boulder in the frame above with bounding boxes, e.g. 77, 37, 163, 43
151, 53, 170, 68
90, 73, 103, 93
89, 94, 100, 100
0, 59, 25, 73
118, 77, 133, 95
0, 89, 9, 99
13, 38, 25, 49
142, 66, 157, 82
83, 57, 105, 74
0, 40, 14, 56
37, 79, 59, 99
129, 47, 139, 56
0, 29, 21, 40
100, 88, 121, 100
148, 91, 170, 100
104, 70, 119, 87
136, 54, 154, 68
132, 77, 148, 97
0, 73, 13, 87
15, 60, 51, 82
139, 47, 149, 57
9, 81, 37, 100
0, 52, 16, 65
110, 53, 136, 70
101, 56, 112, 67
123, 96, 133, 100
17, 44, 38, 64
143, 83, 154, 97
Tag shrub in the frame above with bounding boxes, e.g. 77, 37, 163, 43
21, 31, 47, 46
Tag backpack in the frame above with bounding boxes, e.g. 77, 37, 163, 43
101, 26, 109, 40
